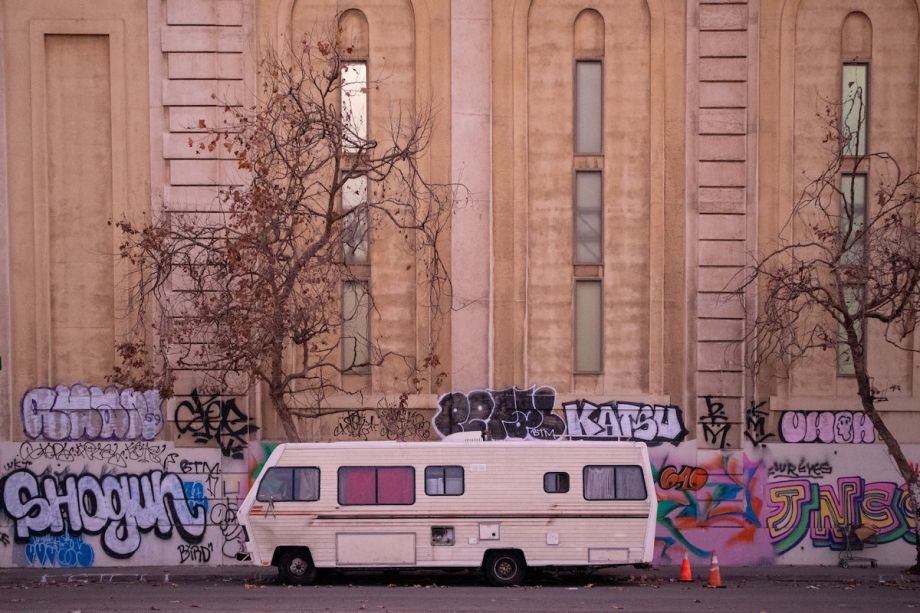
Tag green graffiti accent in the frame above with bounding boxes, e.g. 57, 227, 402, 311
656, 495, 710, 558
249, 441, 280, 486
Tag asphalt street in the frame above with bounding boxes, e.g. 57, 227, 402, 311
0, 565, 917, 613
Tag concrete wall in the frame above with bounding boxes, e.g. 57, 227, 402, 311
1, 385, 917, 568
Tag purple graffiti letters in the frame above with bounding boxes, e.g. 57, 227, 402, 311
20, 384, 163, 442
433, 386, 565, 440
778, 411, 875, 444
2, 469, 207, 559
563, 400, 688, 444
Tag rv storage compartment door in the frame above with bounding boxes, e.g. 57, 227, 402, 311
336, 533, 417, 566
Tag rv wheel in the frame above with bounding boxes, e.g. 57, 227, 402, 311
484, 551, 526, 587
278, 550, 318, 585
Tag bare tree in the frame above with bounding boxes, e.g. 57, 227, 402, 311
112, 23, 457, 441
743, 88, 920, 571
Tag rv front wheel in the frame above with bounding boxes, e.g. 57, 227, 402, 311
484, 550, 526, 587
278, 550, 317, 585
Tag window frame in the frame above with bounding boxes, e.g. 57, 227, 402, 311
837, 284, 864, 377
342, 279, 371, 374
582, 464, 648, 501
342, 173, 369, 265
841, 62, 869, 158
256, 466, 321, 502
424, 465, 465, 496
573, 59, 604, 156
337, 465, 416, 506
573, 170, 604, 265
341, 60, 369, 153
574, 278, 604, 373
543, 471, 570, 494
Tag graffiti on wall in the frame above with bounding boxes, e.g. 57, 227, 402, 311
333, 408, 430, 441
20, 385, 164, 442
768, 459, 833, 479
658, 465, 709, 491
767, 476, 916, 554
432, 386, 688, 444
2, 469, 208, 558
23, 534, 95, 568
174, 389, 259, 459
433, 386, 566, 440
652, 450, 772, 563
178, 542, 213, 564
563, 400, 688, 444
17, 440, 168, 468
745, 401, 775, 446
700, 396, 732, 449
779, 411, 875, 444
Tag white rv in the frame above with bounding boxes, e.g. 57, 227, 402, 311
236, 435, 657, 586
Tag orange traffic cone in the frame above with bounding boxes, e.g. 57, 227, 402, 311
678, 552, 693, 582
704, 551, 725, 588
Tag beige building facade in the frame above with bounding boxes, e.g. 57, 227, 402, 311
0, 0, 918, 568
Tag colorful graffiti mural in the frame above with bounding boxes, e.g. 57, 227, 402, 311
650, 445, 774, 565
767, 477, 917, 554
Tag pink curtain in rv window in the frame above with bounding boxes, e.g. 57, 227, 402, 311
339, 467, 376, 504
376, 467, 415, 504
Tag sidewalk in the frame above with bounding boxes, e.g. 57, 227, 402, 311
0, 563, 917, 587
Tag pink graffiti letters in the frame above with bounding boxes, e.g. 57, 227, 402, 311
2, 469, 207, 559
778, 411, 875, 444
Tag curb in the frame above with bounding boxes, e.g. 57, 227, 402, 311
0, 565, 917, 588
0, 569, 277, 587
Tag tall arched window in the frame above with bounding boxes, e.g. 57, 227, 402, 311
573, 8, 605, 374
339, 9, 371, 373
836, 11, 871, 376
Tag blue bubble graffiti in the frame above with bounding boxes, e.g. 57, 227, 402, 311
25, 534, 95, 568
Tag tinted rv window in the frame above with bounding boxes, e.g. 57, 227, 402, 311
294, 467, 320, 501
257, 467, 293, 501
583, 465, 647, 500
615, 466, 647, 500
338, 466, 415, 505
544, 472, 570, 493
425, 466, 464, 496
257, 467, 321, 502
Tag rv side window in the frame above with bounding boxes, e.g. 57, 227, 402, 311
543, 472, 570, 493
338, 466, 415, 505
425, 466, 464, 496
257, 467, 321, 502
257, 467, 293, 501
583, 465, 647, 500
294, 467, 321, 501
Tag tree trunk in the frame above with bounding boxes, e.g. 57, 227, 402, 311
270, 348, 302, 442
853, 360, 920, 572
275, 397, 301, 442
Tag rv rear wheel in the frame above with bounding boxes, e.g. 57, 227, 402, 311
484, 551, 526, 587
278, 550, 318, 585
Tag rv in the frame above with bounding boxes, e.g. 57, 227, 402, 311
236, 434, 657, 586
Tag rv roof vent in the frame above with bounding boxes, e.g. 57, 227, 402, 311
442, 431, 487, 443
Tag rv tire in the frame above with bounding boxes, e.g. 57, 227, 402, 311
484, 550, 526, 587
277, 549, 318, 585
